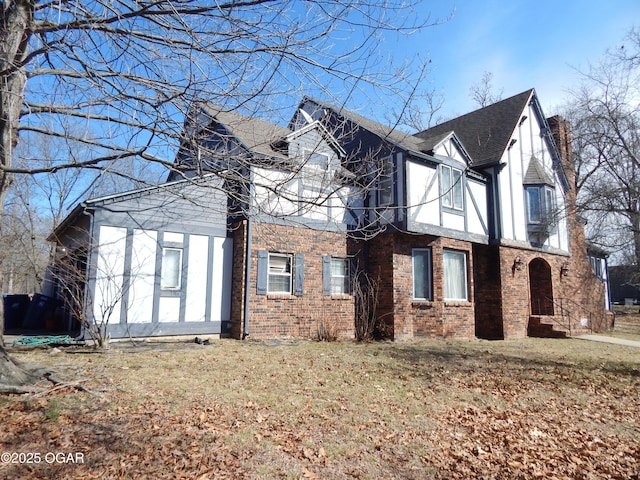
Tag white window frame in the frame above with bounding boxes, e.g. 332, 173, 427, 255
302, 149, 331, 189
441, 165, 464, 210
330, 257, 350, 296
443, 249, 468, 301
267, 253, 293, 294
161, 247, 183, 290
526, 185, 556, 224
412, 248, 433, 301
304, 149, 330, 171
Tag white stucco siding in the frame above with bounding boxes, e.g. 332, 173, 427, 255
433, 138, 466, 164
211, 237, 232, 322
407, 160, 439, 225
510, 153, 527, 242
467, 180, 488, 235
253, 127, 356, 225
127, 229, 157, 324
498, 107, 570, 250
93, 226, 127, 325
442, 212, 465, 230
253, 168, 298, 217
184, 234, 209, 322
499, 169, 515, 239
158, 297, 181, 323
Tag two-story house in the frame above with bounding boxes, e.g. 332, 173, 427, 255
48, 89, 612, 341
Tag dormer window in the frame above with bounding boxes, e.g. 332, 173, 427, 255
440, 165, 463, 210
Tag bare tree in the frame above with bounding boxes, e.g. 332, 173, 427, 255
352, 265, 381, 342
562, 28, 640, 270
0, 126, 166, 297
0, 1, 441, 385
469, 71, 503, 108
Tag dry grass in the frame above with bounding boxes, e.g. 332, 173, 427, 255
611, 305, 640, 339
1, 335, 639, 479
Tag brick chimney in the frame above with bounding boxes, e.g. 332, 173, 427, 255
547, 115, 575, 188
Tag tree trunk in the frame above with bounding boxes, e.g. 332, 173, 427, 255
1, 1, 35, 383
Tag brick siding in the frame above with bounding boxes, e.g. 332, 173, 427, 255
368, 232, 476, 340
230, 221, 356, 340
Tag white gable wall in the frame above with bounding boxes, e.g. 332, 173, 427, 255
406, 154, 488, 240
406, 160, 440, 226
497, 103, 570, 252
253, 127, 363, 226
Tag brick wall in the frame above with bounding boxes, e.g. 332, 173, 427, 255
231, 221, 357, 340
473, 244, 504, 339
368, 232, 476, 340
548, 116, 612, 332
472, 117, 612, 339
230, 220, 248, 339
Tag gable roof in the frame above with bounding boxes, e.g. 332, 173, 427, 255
414, 89, 535, 166
416, 130, 473, 165
49, 174, 224, 241
197, 104, 291, 159
297, 97, 430, 158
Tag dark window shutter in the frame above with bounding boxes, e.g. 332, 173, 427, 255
294, 253, 304, 296
256, 250, 268, 295
322, 255, 331, 296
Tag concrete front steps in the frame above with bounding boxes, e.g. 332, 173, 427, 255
527, 315, 591, 338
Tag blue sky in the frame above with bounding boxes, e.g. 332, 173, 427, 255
383, 0, 640, 122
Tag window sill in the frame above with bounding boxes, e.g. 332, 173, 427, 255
412, 301, 434, 308
266, 294, 294, 299
444, 301, 472, 307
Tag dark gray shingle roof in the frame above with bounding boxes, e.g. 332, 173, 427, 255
300, 97, 428, 155
414, 89, 535, 166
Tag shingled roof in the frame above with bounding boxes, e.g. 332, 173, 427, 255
299, 97, 429, 157
198, 104, 291, 159
413, 89, 535, 166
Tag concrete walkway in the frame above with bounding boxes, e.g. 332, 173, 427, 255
573, 334, 640, 349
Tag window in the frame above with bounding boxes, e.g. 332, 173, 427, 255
526, 185, 556, 224
377, 156, 394, 206
330, 258, 350, 295
443, 250, 467, 301
441, 165, 463, 210
161, 248, 183, 289
257, 251, 303, 296
302, 150, 330, 188
323, 256, 350, 295
412, 249, 432, 301
268, 253, 293, 294
306, 151, 329, 171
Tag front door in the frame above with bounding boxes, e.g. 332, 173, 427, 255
529, 258, 554, 315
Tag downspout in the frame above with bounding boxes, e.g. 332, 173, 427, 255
80, 205, 95, 340
242, 216, 252, 339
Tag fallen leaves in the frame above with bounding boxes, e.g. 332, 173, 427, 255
1, 338, 638, 479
